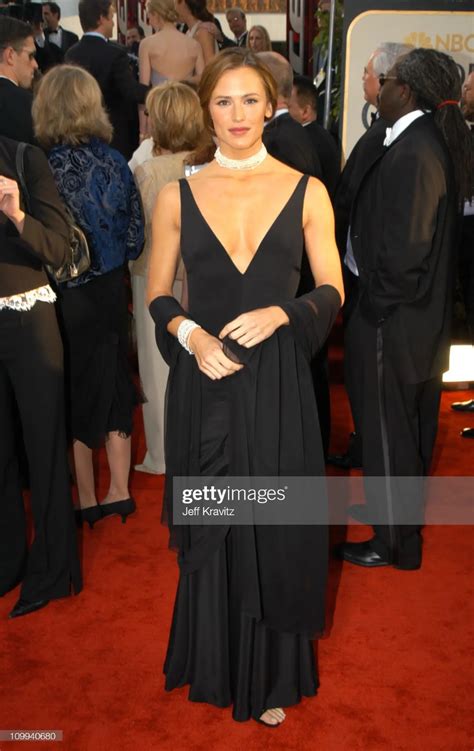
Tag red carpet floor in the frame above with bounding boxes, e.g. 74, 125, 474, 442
1, 352, 473, 750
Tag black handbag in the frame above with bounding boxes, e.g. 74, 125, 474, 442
15, 142, 91, 283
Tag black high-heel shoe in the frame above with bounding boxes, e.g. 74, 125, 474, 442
100, 497, 136, 523
75, 504, 103, 529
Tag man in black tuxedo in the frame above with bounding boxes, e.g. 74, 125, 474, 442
328, 42, 413, 473
29, 19, 64, 73
288, 75, 340, 197
0, 17, 38, 144
66, 0, 148, 159
42, 1, 78, 54
337, 49, 469, 570
226, 8, 247, 48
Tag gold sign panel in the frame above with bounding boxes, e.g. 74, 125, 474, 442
207, 0, 286, 12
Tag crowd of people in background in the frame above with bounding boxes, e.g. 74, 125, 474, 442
0, 3, 472, 723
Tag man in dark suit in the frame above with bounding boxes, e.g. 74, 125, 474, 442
328, 42, 413, 473
288, 74, 340, 197
337, 49, 469, 570
226, 8, 248, 48
0, 17, 38, 144
66, 0, 148, 159
42, 2, 78, 54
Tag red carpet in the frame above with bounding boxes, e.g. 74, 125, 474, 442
1, 342, 472, 750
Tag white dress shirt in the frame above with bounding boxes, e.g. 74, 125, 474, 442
47, 27, 63, 48
383, 109, 425, 147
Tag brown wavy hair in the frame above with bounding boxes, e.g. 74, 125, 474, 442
198, 47, 277, 134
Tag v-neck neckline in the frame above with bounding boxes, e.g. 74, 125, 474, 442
184, 176, 305, 276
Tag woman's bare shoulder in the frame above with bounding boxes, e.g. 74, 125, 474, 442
139, 35, 153, 50
304, 175, 330, 201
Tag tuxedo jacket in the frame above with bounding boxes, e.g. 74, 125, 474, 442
35, 39, 64, 73
0, 136, 69, 297
333, 117, 387, 255
236, 32, 248, 47
0, 79, 35, 144
263, 113, 323, 180
66, 36, 148, 158
350, 115, 457, 383
304, 120, 340, 197
46, 27, 79, 54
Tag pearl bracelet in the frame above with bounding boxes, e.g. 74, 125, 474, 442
177, 319, 201, 355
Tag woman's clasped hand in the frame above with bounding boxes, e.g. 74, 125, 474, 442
188, 327, 243, 380
219, 305, 289, 347
189, 305, 290, 380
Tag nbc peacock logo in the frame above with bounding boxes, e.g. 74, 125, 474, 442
404, 31, 433, 48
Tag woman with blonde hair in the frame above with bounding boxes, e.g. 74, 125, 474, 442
139, 0, 204, 136
32, 65, 144, 528
131, 81, 207, 475
247, 25, 272, 53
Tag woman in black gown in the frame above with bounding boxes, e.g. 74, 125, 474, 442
147, 49, 344, 726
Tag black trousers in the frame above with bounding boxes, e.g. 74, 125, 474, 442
0, 302, 82, 601
342, 269, 363, 461
459, 214, 474, 341
346, 303, 442, 569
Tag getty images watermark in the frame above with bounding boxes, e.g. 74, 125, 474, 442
173, 476, 474, 525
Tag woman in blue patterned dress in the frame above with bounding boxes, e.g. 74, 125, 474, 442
32, 65, 144, 529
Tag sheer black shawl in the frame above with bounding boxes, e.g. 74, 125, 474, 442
149, 284, 341, 637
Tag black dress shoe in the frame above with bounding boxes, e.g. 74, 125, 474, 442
75, 504, 102, 529
100, 497, 136, 523
460, 427, 474, 438
336, 540, 392, 567
451, 399, 474, 412
347, 504, 369, 523
9, 598, 50, 619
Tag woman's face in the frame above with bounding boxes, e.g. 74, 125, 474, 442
209, 66, 273, 156
248, 29, 266, 53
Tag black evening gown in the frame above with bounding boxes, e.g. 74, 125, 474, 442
150, 175, 341, 722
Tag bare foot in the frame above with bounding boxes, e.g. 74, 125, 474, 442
259, 708, 286, 726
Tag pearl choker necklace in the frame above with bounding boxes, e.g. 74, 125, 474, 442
215, 144, 267, 171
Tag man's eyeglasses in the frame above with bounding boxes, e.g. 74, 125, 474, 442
378, 74, 398, 87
